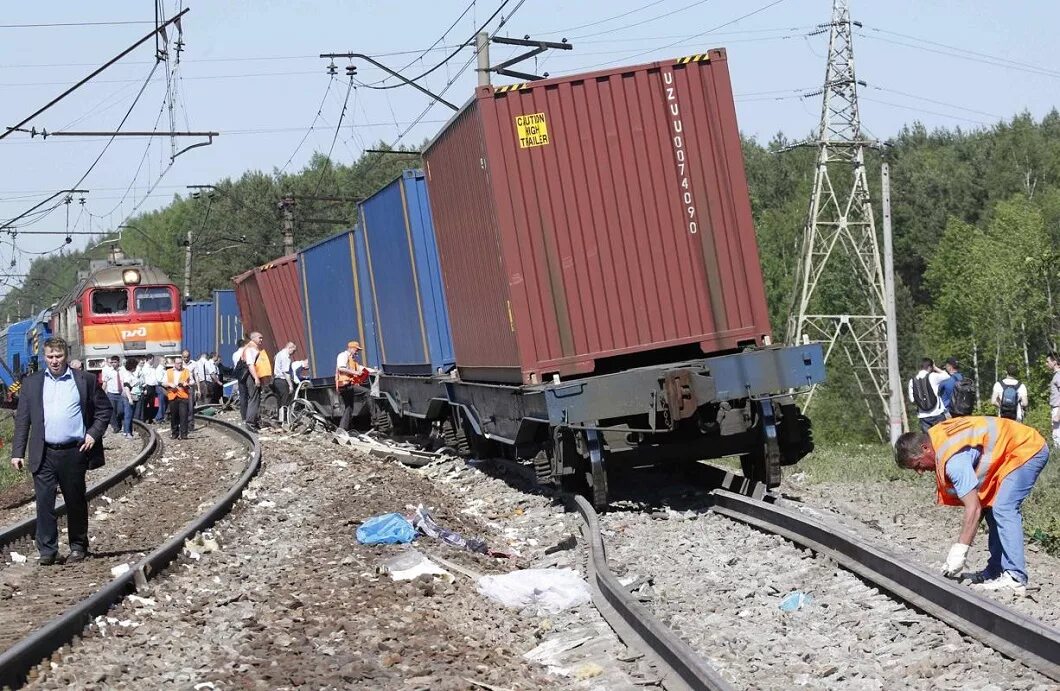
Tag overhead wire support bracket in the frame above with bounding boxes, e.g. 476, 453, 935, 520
318, 52, 459, 111
487, 35, 572, 81
1, 189, 89, 232
0, 7, 190, 142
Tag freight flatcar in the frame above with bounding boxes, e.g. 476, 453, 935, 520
50, 247, 181, 372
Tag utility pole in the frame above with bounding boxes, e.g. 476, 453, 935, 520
881, 161, 907, 443
279, 196, 295, 256
476, 32, 490, 86
787, 0, 894, 440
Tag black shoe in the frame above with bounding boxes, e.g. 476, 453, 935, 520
67, 550, 88, 563
180, 435, 188, 440
39, 554, 58, 566
171, 434, 179, 440
245, 423, 259, 433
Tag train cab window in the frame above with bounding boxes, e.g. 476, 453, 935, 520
135, 287, 173, 313
91, 289, 128, 315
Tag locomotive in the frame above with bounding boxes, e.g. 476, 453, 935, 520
233, 49, 826, 507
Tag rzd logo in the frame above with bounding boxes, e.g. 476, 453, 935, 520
121, 327, 147, 340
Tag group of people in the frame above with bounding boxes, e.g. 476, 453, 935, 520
907, 353, 1060, 435
98, 350, 224, 441
896, 351, 1060, 595
230, 332, 309, 432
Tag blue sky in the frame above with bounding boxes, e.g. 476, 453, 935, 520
0, 0, 1056, 288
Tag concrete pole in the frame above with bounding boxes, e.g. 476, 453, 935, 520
881, 162, 906, 443
476, 31, 490, 87
281, 197, 295, 256
183, 228, 193, 302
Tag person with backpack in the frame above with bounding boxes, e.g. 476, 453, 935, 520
938, 357, 963, 415
991, 364, 1029, 421
1049, 352, 1060, 447
908, 358, 950, 432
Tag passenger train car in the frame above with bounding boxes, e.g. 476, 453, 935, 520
50, 248, 181, 372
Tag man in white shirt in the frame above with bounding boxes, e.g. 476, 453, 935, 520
336, 340, 374, 432
1048, 352, 1060, 447
141, 354, 160, 423
242, 333, 264, 431
100, 355, 123, 433
908, 357, 950, 432
153, 356, 169, 423
991, 364, 1030, 422
232, 338, 248, 421
272, 342, 297, 412
204, 352, 221, 403
192, 353, 210, 401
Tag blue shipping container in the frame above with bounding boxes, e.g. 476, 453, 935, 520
214, 289, 243, 366
26, 309, 51, 372
359, 169, 454, 375
354, 227, 382, 371
5, 319, 32, 380
182, 301, 214, 359
298, 228, 380, 381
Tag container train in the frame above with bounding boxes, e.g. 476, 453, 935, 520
233, 49, 826, 507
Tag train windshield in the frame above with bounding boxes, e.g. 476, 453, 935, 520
135, 287, 173, 313
91, 289, 128, 315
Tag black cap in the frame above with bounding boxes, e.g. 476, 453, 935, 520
945, 357, 959, 368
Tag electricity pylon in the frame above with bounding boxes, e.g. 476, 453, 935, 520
787, 0, 903, 440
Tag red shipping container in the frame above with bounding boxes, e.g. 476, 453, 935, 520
232, 255, 307, 358
424, 49, 771, 385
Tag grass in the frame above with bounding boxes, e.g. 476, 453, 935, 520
0, 415, 19, 493
794, 441, 1060, 555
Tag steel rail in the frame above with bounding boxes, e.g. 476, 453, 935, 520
0, 419, 158, 551
0, 415, 262, 689
572, 494, 734, 691
711, 489, 1060, 682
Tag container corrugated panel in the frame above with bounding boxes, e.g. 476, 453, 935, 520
359, 171, 455, 375
4, 319, 31, 381
213, 289, 242, 365
353, 227, 382, 371
0, 328, 10, 386
298, 228, 378, 379
233, 267, 273, 355
234, 255, 306, 357
424, 49, 771, 384
181, 302, 214, 359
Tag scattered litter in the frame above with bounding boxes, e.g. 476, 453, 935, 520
523, 633, 593, 665
331, 459, 349, 468
193, 683, 217, 690
544, 535, 578, 555
464, 679, 513, 691
477, 568, 590, 614
378, 549, 454, 582
10, 551, 27, 564
127, 594, 156, 607
111, 563, 131, 577
412, 504, 487, 553
356, 513, 417, 545
255, 500, 276, 509
574, 662, 604, 680
184, 534, 221, 560
779, 591, 813, 612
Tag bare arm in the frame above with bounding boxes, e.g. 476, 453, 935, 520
957, 490, 982, 546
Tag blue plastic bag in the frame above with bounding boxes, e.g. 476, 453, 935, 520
356, 513, 417, 545
779, 591, 813, 612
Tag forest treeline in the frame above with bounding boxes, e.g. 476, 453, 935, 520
4, 111, 1060, 442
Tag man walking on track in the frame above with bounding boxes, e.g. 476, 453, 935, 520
9, 337, 112, 565
163, 355, 192, 440
894, 415, 1049, 594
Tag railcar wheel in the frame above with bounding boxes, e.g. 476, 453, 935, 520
441, 414, 471, 455
584, 429, 609, 510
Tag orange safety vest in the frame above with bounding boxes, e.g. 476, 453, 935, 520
165, 368, 190, 400
335, 351, 368, 390
255, 349, 272, 379
930, 416, 1046, 507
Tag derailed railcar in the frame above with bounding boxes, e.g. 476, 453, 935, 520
409, 49, 824, 505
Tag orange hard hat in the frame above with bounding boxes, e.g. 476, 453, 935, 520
347, 341, 361, 350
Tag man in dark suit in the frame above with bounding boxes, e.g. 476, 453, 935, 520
10, 336, 112, 565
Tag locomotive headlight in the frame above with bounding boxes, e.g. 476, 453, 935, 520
122, 269, 141, 285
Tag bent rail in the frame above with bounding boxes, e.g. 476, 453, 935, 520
711, 489, 1060, 682
573, 494, 733, 691
0, 420, 159, 551
0, 415, 262, 689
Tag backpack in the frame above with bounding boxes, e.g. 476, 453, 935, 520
233, 356, 249, 381
911, 375, 938, 413
999, 380, 1021, 419
950, 377, 977, 416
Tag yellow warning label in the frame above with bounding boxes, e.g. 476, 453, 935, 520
515, 112, 550, 149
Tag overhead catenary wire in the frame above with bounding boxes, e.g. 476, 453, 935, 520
279, 75, 336, 174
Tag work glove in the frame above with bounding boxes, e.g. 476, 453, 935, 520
942, 543, 969, 577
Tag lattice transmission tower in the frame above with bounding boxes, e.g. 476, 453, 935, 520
787, 0, 901, 440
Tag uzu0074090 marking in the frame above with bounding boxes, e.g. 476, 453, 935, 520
663, 69, 698, 236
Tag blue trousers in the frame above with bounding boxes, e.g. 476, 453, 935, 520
121, 397, 135, 435
107, 393, 123, 432
154, 385, 168, 421
983, 445, 1050, 584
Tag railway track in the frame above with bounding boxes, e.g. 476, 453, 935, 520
0, 415, 261, 689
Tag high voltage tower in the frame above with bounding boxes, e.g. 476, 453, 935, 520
787, 0, 903, 441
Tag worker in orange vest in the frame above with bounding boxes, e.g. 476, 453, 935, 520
163, 355, 192, 441
895, 416, 1049, 594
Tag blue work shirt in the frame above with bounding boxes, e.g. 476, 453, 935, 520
938, 371, 962, 410
42, 367, 85, 444
944, 447, 981, 499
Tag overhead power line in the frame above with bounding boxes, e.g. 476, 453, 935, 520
0, 20, 153, 29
